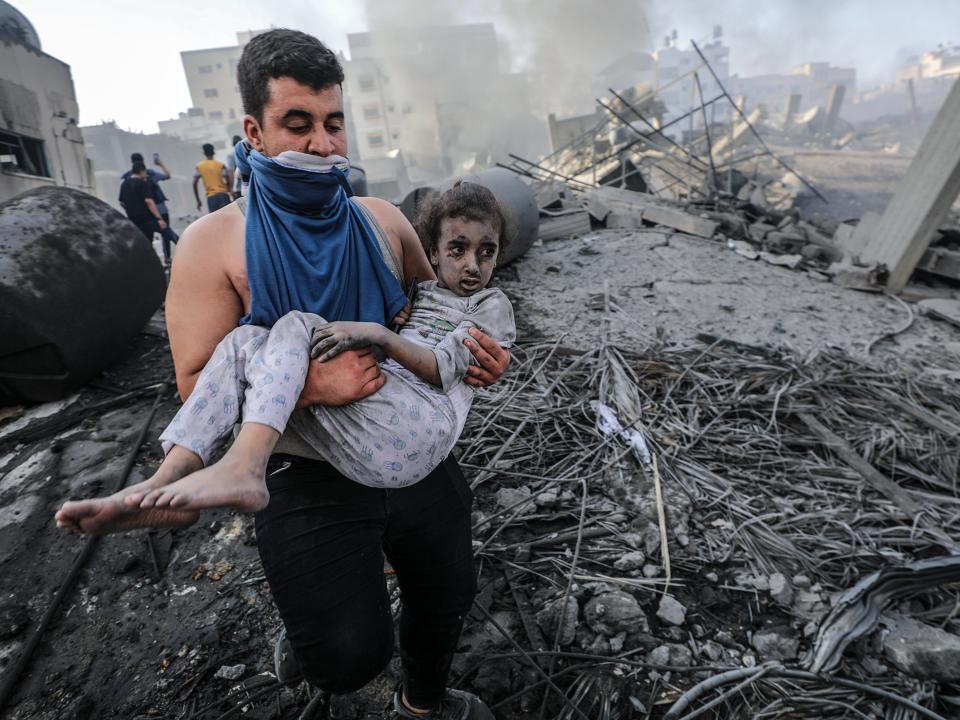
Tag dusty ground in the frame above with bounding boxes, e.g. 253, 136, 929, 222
498, 228, 960, 373
3, 141, 960, 717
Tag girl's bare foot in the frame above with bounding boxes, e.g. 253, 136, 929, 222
138, 454, 269, 513
55, 447, 203, 536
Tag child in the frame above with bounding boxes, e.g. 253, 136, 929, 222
118, 181, 514, 515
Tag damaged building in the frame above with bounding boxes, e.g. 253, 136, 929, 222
0, 0, 94, 203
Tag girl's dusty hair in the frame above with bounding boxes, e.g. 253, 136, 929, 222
414, 180, 510, 264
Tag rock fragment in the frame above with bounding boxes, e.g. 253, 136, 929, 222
656, 595, 687, 626
584, 591, 647, 636
882, 616, 960, 683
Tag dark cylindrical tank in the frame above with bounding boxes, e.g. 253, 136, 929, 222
348, 163, 368, 197
0, 187, 166, 404
399, 167, 538, 266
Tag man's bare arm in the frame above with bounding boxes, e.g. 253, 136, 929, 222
166, 219, 246, 401
192, 174, 202, 210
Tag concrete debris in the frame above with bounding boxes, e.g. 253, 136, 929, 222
768, 573, 794, 605
882, 616, 960, 683
612, 550, 646, 572
751, 629, 800, 661
656, 595, 687, 627
495, 486, 531, 510
647, 643, 693, 668
807, 555, 960, 674
918, 298, 960, 328
214, 664, 246, 681
584, 591, 647, 637
535, 595, 579, 647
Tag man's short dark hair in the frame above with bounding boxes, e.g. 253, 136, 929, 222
131, 160, 146, 174
232, 135, 242, 145
131, 152, 143, 163
237, 29, 344, 123
202, 143, 215, 157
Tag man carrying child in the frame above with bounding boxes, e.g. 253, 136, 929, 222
56, 29, 508, 720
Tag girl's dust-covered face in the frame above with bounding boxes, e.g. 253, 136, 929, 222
430, 216, 500, 297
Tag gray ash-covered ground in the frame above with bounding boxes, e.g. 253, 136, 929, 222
2, 213, 960, 718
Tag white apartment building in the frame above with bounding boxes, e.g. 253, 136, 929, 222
158, 31, 269, 152
0, 1, 95, 203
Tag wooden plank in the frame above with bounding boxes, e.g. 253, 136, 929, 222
860, 79, 960, 292
798, 413, 956, 551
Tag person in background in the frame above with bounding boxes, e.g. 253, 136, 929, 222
122, 152, 177, 263
225, 135, 245, 198
193, 143, 233, 213
119, 160, 179, 260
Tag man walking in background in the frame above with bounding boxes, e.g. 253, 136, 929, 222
119, 160, 179, 261
122, 152, 177, 262
193, 142, 233, 213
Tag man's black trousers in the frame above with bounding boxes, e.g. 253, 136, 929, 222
255, 453, 477, 708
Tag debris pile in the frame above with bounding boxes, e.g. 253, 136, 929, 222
502, 47, 960, 300
455, 330, 960, 718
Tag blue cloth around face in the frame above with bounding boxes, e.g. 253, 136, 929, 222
235, 143, 407, 328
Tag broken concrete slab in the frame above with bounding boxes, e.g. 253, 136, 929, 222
918, 298, 960, 328
538, 210, 592, 241
882, 616, 960, 683
858, 79, 960, 291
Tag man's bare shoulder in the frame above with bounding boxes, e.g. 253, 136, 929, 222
177, 203, 244, 259
353, 195, 411, 234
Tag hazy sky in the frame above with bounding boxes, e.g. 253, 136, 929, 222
12, 0, 958, 134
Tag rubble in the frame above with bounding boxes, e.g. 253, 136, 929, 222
882, 616, 960, 683
535, 595, 579, 647
655, 595, 686, 627
751, 629, 800, 661
584, 591, 647, 637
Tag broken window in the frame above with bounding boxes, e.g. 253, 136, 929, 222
367, 132, 384, 147
198, 65, 213, 74
0, 129, 50, 177
209, 111, 223, 121
363, 104, 381, 120
358, 74, 376, 92
204, 88, 219, 98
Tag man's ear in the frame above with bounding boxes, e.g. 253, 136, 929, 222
428, 246, 439, 267
243, 115, 265, 152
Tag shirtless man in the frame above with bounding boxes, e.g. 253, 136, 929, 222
56, 29, 506, 720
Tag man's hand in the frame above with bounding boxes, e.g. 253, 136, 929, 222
310, 321, 387, 362
196, 201, 202, 211
463, 327, 510, 388
391, 302, 412, 328
158, 219, 168, 230
295, 348, 385, 408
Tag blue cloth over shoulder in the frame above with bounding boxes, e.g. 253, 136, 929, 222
235, 142, 407, 327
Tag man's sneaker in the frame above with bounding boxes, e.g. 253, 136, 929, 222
392, 688, 495, 720
273, 627, 303, 687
